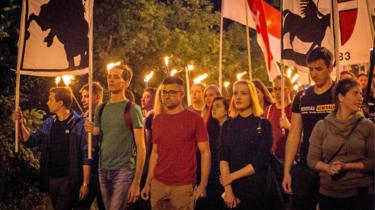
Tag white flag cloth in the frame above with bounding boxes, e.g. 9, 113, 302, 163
18, 0, 93, 76
222, 0, 281, 81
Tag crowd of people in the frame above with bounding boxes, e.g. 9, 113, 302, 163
12, 47, 375, 210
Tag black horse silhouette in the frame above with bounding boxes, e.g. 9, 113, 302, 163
282, 0, 330, 65
25, 0, 89, 69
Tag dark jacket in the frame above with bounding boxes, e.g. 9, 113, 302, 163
24, 111, 90, 192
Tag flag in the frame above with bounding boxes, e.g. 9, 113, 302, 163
282, 0, 373, 69
18, 0, 93, 76
222, 0, 280, 80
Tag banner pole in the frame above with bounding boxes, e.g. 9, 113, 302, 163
244, 0, 253, 81
219, 0, 224, 93
87, 0, 94, 160
15, 0, 27, 153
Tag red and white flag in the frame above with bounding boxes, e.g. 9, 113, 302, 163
222, 0, 280, 81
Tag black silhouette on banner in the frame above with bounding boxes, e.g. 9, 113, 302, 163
23, 0, 89, 70
282, 0, 330, 66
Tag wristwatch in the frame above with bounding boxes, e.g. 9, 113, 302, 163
82, 182, 89, 188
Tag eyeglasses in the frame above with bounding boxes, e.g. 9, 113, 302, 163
161, 90, 182, 96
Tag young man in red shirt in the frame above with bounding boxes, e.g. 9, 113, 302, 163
141, 76, 211, 210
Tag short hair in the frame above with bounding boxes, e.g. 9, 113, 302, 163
191, 83, 206, 92
79, 82, 104, 97
333, 78, 360, 111
358, 73, 367, 78
125, 89, 135, 103
162, 76, 184, 86
110, 63, 133, 82
49, 87, 73, 109
306, 47, 333, 67
340, 70, 355, 78
273, 75, 292, 88
144, 87, 156, 97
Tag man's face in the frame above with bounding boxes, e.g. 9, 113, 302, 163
308, 59, 332, 88
141, 91, 154, 110
81, 89, 100, 111
190, 85, 204, 104
161, 84, 184, 109
358, 75, 368, 91
107, 68, 126, 94
47, 92, 62, 113
273, 78, 291, 104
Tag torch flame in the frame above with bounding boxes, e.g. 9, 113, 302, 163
224, 81, 230, 88
236, 71, 247, 80
170, 69, 178, 76
62, 75, 74, 86
187, 65, 194, 71
107, 61, 121, 71
193, 73, 208, 84
287, 68, 292, 78
291, 74, 300, 84
55, 76, 61, 86
164, 56, 169, 67
144, 71, 154, 83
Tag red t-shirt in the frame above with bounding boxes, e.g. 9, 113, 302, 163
152, 109, 209, 185
265, 104, 292, 160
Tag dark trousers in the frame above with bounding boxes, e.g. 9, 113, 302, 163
195, 184, 225, 210
49, 176, 74, 210
320, 193, 374, 210
290, 164, 319, 210
73, 173, 105, 210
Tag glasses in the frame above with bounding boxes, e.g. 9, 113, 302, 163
161, 90, 182, 96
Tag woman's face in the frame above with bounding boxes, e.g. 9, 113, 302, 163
339, 85, 363, 113
204, 88, 219, 107
212, 100, 227, 120
233, 83, 251, 112
256, 87, 264, 106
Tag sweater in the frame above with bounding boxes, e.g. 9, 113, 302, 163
307, 112, 374, 198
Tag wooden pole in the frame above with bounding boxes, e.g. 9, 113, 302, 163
280, 0, 285, 135
218, 0, 224, 93
332, 0, 341, 81
87, 0, 94, 159
15, 0, 27, 153
244, 0, 253, 81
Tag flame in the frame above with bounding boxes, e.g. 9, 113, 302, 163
170, 69, 178, 76
144, 71, 154, 83
106, 61, 121, 71
62, 75, 74, 86
291, 74, 300, 84
224, 81, 230, 88
164, 56, 169, 66
187, 65, 194, 71
286, 68, 292, 78
236, 71, 247, 80
55, 76, 61, 85
193, 73, 208, 84
293, 84, 299, 91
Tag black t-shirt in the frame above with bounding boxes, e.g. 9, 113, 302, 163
292, 84, 335, 165
366, 96, 375, 122
48, 114, 73, 178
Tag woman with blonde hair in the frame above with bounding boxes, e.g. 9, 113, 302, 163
219, 80, 283, 210
201, 84, 221, 122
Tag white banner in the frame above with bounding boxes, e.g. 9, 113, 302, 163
19, 0, 93, 76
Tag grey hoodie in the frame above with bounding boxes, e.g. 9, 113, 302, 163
307, 112, 374, 198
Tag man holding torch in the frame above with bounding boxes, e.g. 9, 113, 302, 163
12, 87, 91, 210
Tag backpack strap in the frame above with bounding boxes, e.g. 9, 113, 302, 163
124, 101, 134, 131
97, 103, 106, 129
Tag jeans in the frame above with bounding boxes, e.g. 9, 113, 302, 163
73, 173, 105, 210
99, 168, 135, 210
